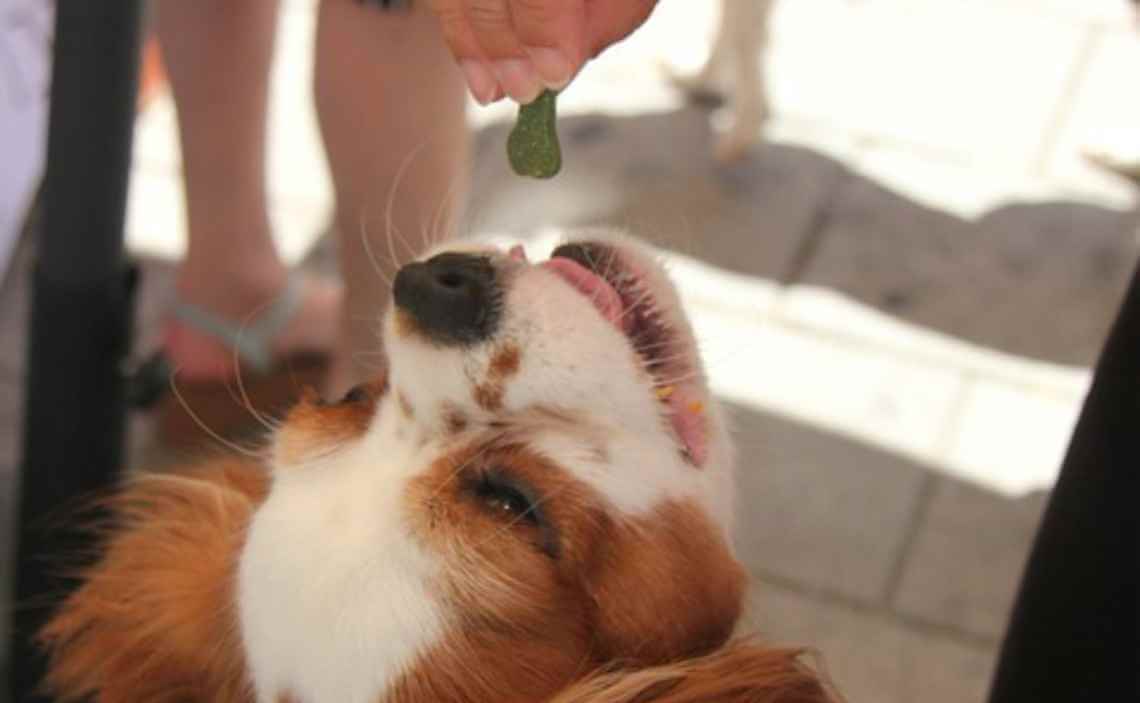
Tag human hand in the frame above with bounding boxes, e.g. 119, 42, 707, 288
425, 0, 658, 104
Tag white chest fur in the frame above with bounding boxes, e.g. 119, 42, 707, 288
237, 422, 445, 703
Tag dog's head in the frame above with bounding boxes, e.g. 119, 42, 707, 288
37, 231, 833, 703
239, 232, 747, 702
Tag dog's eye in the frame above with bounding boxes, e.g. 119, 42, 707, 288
340, 384, 369, 404
473, 474, 539, 525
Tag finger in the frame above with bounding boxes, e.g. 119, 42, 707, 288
464, 0, 544, 102
427, 0, 503, 104
584, 0, 657, 58
465, 0, 526, 57
509, 0, 587, 90
429, 0, 487, 61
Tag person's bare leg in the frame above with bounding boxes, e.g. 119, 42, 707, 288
315, 0, 470, 396
156, 0, 339, 378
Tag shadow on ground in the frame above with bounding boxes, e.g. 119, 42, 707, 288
468, 107, 1140, 366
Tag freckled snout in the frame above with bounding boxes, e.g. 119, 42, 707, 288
393, 252, 501, 345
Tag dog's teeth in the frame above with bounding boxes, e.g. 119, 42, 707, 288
655, 385, 676, 400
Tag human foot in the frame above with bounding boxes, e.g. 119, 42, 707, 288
164, 270, 342, 381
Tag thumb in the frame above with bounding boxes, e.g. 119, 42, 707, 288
509, 0, 589, 89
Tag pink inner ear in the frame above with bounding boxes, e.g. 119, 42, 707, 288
509, 244, 528, 262
666, 385, 709, 466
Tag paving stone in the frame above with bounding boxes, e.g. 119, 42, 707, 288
727, 403, 927, 605
768, 0, 1086, 168
801, 173, 1139, 366
705, 318, 965, 464
850, 140, 1133, 220
997, 0, 1138, 25
739, 579, 997, 703
892, 478, 1048, 639
468, 108, 844, 281
1045, 29, 1140, 198
945, 378, 1082, 495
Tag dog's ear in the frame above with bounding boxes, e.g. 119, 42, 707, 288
37, 460, 267, 702
550, 640, 836, 703
581, 500, 747, 665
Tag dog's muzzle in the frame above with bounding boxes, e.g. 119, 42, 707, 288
393, 252, 502, 345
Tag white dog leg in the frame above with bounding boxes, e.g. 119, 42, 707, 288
715, 0, 775, 162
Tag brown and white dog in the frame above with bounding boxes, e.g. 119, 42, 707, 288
37, 233, 834, 703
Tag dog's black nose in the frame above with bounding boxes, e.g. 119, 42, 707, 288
393, 252, 501, 345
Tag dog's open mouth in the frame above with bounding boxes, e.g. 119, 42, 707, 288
542, 241, 710, 466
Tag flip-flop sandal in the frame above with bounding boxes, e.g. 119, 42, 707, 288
129, 274, 331, 451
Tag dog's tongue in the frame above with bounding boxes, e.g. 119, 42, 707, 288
542, 257, 625, 329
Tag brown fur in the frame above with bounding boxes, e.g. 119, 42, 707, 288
488, 344, 521, 379
392, 308, 420, 339
274, 377, 385, 465
550, 640, 834, 703
38, 383, 834, 703
38, 459, 268, 702
397, 443, 597, 701
396, 441, 749, 702
471, 344, 521, 412
472, 381, 504, 412
584, 500, 746, 665
441, 402, 469, 434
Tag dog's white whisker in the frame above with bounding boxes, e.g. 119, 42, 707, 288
417, 222, 433, 259
427, 169, 465, 253
385, 222, 404, 284
167, 367, 264, 458
425, 445, 495, 504
349, 353, 387, 373
359, 211, 394, 289
617, 285, 660, 324
229, 303, 285, 434
384, 143, 428, 267
467, 481, 574, 554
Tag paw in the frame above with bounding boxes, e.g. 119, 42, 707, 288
713, 101, 768, 163
661, 60, 726, 107
714, 130, 755, 163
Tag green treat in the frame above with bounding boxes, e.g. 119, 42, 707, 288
508, 90, 562, 179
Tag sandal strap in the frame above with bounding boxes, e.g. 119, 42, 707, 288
171, 273, 303, 373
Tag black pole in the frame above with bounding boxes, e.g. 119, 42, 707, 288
987, 263, 1140, 703
8, 1, 142, 700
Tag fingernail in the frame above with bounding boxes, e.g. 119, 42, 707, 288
493, 58, 543, 104
525, 47, 573, 90
461, 60, 499, 105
